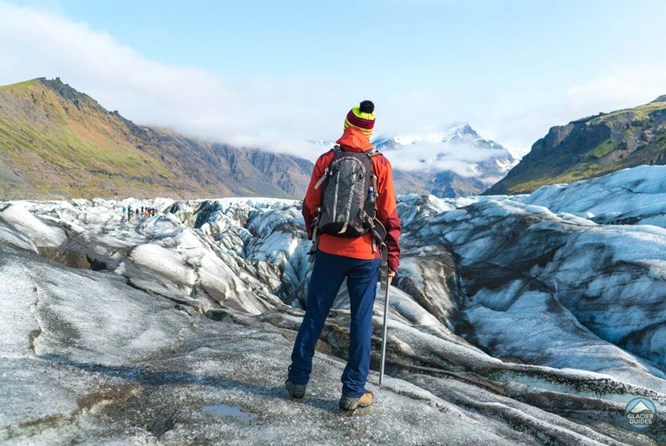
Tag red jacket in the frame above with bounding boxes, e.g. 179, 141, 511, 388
302, 127, 401, 271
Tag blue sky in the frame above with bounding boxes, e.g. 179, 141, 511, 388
25, 0, 662, 81
2, 0, 666, 158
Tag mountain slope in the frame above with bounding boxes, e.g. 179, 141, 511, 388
0, 78, 312, 199
486, 96, 666, 195
374, 123, 515, 197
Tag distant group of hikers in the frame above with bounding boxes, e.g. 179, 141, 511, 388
121, 205, 158, 221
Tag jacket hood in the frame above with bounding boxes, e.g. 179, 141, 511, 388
336, 127, 374, 152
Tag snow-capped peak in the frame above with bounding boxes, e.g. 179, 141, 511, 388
373, 122, 504, 152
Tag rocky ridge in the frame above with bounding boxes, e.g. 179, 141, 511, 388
0, 78, 312, 200
487, 97, 666, 194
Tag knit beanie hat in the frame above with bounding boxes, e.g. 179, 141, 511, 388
344, 100, 376, 137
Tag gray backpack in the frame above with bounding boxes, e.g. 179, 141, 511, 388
312, 146, 386, 245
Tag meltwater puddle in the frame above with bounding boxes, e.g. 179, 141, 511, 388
203, 404, 258, 423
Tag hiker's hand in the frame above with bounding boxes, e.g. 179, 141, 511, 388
388, 269, 396, 279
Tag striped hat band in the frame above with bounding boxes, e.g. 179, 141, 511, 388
344, 105, 376, 136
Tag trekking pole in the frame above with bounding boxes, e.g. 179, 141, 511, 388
379, 268, 392, 388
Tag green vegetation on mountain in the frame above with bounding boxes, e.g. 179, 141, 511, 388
0, 78, 312, 200
486, 97, 666, 195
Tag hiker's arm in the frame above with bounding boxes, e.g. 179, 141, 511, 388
376, 157, 401, 272
302, 154, 328, 240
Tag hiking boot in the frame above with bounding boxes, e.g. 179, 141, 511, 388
285, 379, 306, 399
339, 391, 374, 411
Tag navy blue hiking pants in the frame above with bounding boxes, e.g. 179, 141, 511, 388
289, 250, 380, 398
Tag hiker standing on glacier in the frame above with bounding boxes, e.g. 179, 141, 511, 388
286, 100, 401, 411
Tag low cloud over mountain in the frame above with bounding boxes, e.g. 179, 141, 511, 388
375, 123, 516, 197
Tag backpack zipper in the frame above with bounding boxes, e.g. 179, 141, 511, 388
332, 168, 341, 222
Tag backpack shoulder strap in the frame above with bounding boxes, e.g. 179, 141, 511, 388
332, 145, 343, 153
313, 150, 338, 190
366, 148, 380, 157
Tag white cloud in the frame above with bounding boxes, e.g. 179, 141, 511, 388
0, 1, 351, 160
566, 66, 666, 113
1, 2, 665, 164
382, 141, 508, 177
0, 1, 476, 162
